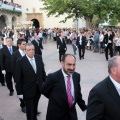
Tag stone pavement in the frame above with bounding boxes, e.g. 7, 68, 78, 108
0, 40, 108, 120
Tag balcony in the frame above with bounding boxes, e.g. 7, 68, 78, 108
0, 2, 22, 14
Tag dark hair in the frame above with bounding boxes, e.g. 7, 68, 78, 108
61, 54, 76, 62
17, 39, 26, 45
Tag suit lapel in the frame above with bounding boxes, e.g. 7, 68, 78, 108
107, 77, 120, 108
58, 70, 68, 102
72, 73, 77, 103
5, 46, 11, 55
24, 55, 35, 73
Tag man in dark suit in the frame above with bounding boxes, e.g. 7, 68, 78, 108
1, 37, 17, 95
41, 54, 87, 120
31, 35, 43, 56
11, 39, 26, 113
16, 43, 46, 120
0, 38, 5, 86
86, 56, 120, 120
57, 32, 67, 62
76, 32, 86, 60
103, 30, 114, 61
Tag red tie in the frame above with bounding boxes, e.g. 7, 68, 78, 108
67, 75, 73, 108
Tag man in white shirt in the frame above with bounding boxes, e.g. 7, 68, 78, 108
87, 56, 120, 120
16, 43, 46, 120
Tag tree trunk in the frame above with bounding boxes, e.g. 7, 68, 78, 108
84, 15, 93, 29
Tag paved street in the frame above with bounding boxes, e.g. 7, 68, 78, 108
0, 40, 108, 120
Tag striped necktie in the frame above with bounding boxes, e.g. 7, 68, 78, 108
67, 75, 73, 108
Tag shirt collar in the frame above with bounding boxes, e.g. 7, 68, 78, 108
7, 46, 12, 49
61, 69, 72, 78
26, 55, 35, 61
109, 75, 120, 90
19, 49, 25, 54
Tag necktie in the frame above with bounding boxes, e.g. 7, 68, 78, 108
22, 51, 25, 56
67, 75, 73, 108
9, 48, 12, 54
30, 58, 36, 73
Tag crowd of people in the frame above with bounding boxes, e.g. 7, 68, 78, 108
0, 27, 120, 120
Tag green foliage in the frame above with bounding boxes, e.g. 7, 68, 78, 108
109, 17, 119, 26
41, 0, 120, 28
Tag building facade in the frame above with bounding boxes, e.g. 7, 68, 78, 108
0, 0, 86, 29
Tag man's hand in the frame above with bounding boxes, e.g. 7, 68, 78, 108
2, 70, 6, 74
105, 44, 107, 47
17, 95, 23, 99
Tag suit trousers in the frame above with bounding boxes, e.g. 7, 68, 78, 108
59, 51, 65, 62
78, 45, 85, 59
25, 85, 41, 120
105, 43, 113, 60
6, 72, 14, 92
0, 67, 5, 84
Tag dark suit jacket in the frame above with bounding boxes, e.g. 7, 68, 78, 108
0, 45, 5, 66
41, 69, 86, 120
76, 36, 86, 47
103, 34, 114, 44
31, 40, 43, 56
16, 54, 46, 99
57, 38, 67, 53
11, 50, 22, 81
86, 76, 120, 120
1, 45, 18, 72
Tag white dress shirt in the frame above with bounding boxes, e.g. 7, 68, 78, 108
109, 75, 120, 96
0, 44, 3, 49
7, 46, 12, 50
79, 36, 82, 45
60, 37, 63, 43
19, 49, 25, 57
62, 69, 75, 103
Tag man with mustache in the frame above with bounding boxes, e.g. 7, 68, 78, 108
41, 53, 87, 120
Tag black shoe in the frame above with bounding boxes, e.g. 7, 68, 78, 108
21, 107, 26, 113
9, 91, 14, 96
37, 111, 41, 116
82, 56, 84, 59
1, 83, 5, 86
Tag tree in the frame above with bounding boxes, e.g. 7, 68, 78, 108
41, 0, 120, 29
